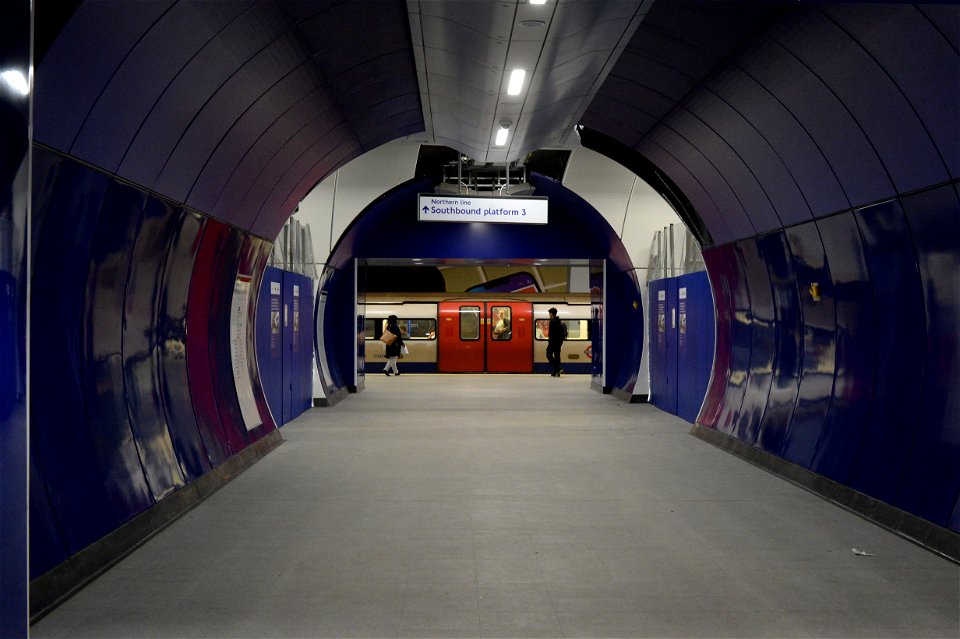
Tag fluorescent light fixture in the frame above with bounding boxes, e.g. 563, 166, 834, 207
495, 126, 509, 146
1, 69, 29, 96
530, 0, 547, 4
507, 69, 525, 96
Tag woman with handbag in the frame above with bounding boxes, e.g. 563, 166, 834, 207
381, 314, 404, 376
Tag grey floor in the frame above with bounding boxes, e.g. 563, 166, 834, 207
32, 375, 959, 638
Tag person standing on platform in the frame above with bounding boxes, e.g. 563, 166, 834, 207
546, 307, 566, 377
382, 314, 404, 376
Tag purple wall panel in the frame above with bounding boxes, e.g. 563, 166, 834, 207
650, 126, 756, 240
773, 8, 949, 193
244, 123, 354, 231
210, 97, 342, 225
82, 181, 155, 519
639, 140, 734, 245
33, 1, 174, 150
686, 91, 811, 230
823, 5, 959, 180
187, 64, 322, 213
122, 197, 187, 500
251, 135, 360, 239
896, 185, 960, 527
670, 108, 781, 233
154, 34, 309, 201
69, 1, 253, 171
707, 64, 849, 219
118, 3, 288, 189
848, 200, 924, 504
158, 210, 212, 479
811, 212, 875, 483
779, 224, 836, 468
754, 232, 801, 457
738, 38, 892, 210
733, 240, 775, 446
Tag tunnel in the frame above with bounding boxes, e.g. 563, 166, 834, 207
1, 1, 958, 635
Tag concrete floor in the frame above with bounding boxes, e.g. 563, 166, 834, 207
32, 374, 959, 638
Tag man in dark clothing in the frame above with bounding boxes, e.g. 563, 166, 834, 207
546, 307, 565, 376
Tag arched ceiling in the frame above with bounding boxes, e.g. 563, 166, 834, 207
34, 1, 959, 245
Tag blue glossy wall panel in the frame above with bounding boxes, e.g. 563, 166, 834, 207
754, 232, 801, 456
1, 3, 29, 626
256, 267, 284, 425
122, 196, 187, 500
83, 180, 155, 520
648, 279, 673, 413
281, 271, 295, 423
780, 224, 836, 468
676, 271, 715, 423
158, 210, 212, 480
810, 212, 875, 482
30, 158, 121, 555
896, 185, 960, 527
734, 240, 774, 445
848, 200, 925, 504
296, 273, 315, 415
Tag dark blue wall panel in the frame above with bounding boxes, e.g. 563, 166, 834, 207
281, 272, 295, 423
31, 158, 121, 558
698, 246, 735, 431
734, 240, 774, 445
676, 272, 715, 423
158, 210, 212, 480
848, 200, 925, 504
82, 180, 155, 520
648, 279, 671, 413
754, 232, 801, 456
256, 267, 284, 425
896, 185, 960, 528
810, 212, 875, 482
1, 1, 30, 628
780, 224, 835, 468
122, 196, 187, 501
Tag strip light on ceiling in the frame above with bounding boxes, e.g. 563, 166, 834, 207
507, 69, 526, 96
495, 126, 509, 146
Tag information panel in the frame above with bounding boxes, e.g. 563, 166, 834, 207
230, 275, 262, 431
418, 194, 548, 224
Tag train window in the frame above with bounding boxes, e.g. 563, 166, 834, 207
490, 306, 512, 340
402, 319, 437, 340
535, 319, 589, 341
364, 319, 376, 339
460, 306, 480, 340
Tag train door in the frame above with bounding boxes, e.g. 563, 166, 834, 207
486, 302, 532, 372
438, 301, 532, 372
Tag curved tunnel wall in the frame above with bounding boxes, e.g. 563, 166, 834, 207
317, 173, 645, 399
28, 148, 279, 585
583, 3, 960, 537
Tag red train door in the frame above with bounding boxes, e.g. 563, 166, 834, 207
438, 301, 532, 373
486, 302, 533, 372
439, 301, 484, 372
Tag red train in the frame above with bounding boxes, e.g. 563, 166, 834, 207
363, 295, 593, 374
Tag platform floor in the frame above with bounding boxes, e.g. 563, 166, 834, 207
32, 374, 959, 638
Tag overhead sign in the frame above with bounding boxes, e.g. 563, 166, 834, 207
418, 194, 548, 224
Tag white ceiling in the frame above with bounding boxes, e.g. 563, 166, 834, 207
407, 0, 649, 164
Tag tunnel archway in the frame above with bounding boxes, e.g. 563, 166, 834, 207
315, 173, 645, 402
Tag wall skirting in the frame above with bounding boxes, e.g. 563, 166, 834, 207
690, 423, 959, 564
29, 430, 285, 622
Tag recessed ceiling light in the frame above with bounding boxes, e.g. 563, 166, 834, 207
530, 0, 547, 5
495, 127, 509, 146
507, 69, 526, 96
